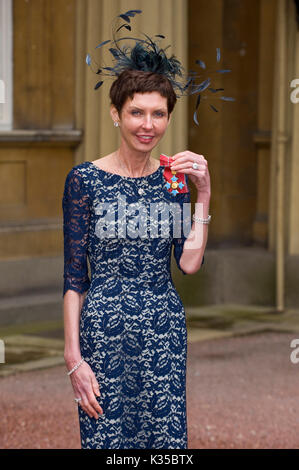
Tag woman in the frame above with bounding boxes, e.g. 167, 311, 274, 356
62, 9, 214, 449
62, 68, 210, 449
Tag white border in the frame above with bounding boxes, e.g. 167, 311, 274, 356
0, 0, 13, 130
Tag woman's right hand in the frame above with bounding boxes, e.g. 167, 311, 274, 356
67, 359, 104, 419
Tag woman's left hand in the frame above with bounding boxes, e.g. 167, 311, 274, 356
170, 150, 210, 196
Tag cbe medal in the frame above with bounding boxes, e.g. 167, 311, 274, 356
159, 154, 189, 196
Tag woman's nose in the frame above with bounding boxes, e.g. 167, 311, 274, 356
142, 116, 154, 129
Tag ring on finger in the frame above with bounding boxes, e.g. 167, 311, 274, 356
192, 162, 199, 170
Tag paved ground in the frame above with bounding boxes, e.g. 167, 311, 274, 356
187, 331, 299, 449
1, 304, 299, 449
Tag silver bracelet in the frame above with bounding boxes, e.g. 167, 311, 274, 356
67, 358, 84, 376
192, 214, 212, 224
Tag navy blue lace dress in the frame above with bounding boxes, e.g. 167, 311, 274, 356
62, 161, 204, 449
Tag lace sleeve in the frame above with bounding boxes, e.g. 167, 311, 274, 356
172, 175, 205, 275
62, 167, 91, 298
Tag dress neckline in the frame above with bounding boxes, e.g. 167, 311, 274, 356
87, 161, 162, 180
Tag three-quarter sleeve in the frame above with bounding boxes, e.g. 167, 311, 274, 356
172, 175, 205, 275
62, 167, 91, 298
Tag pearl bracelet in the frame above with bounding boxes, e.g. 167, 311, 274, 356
192, 214, 212, 224
67, 358, 84, 376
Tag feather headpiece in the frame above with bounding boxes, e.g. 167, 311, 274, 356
86, 9, 235, 125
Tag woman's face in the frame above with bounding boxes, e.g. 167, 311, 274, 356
110, 91, 171, 152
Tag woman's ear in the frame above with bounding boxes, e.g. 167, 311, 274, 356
110, 105, 120, 124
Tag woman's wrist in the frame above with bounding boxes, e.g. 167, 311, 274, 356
64, 350, 82, 368
194, 191, 210, 219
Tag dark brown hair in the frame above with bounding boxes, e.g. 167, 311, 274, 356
109, 69, 177, 118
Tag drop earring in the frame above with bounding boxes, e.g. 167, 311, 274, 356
114, 121, 119, 127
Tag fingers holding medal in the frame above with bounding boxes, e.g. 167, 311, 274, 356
170, 150, 210, 193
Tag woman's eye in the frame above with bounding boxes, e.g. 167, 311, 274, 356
131, 110, 165, 117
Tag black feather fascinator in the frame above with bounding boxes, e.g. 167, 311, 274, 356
86, 9, 235, 125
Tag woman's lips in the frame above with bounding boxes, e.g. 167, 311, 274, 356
136, 135, 154, 143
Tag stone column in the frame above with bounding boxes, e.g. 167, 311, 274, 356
287, 1, 299, 255
268, 0, 299, 310
253, 0, 276, 246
